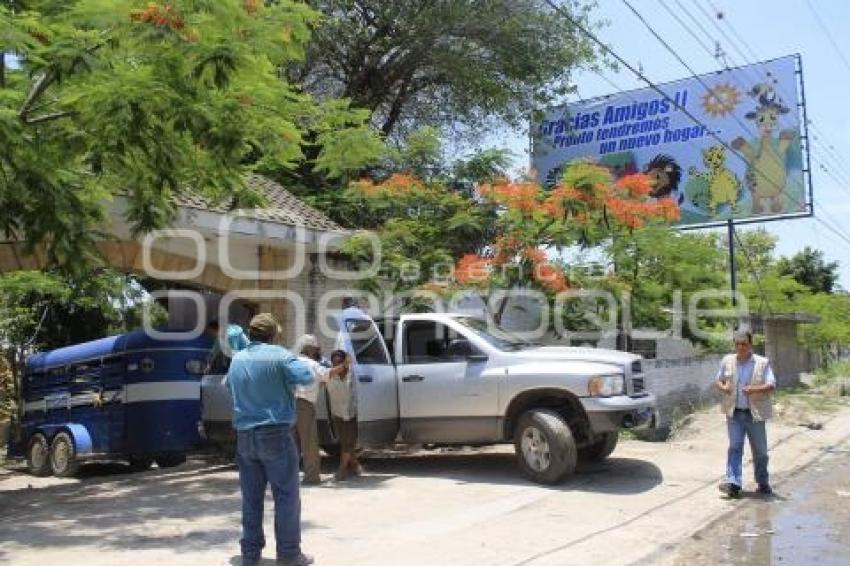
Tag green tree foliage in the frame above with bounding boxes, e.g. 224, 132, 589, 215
0, 268, 167, 417
294, 0, 601, 139
0, 0, 383, 271
606, 227, 728, 346
776, 246, 840, 294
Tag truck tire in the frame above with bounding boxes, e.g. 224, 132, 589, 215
155, 454, 187, 468
49, 431, 81, 478
127, 456, 154, 472
514, 409, 577, 484
579, 432, 619, 462
27, 433, 52, 477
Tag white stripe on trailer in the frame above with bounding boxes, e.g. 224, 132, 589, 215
23, 382, 199, 413
124, 381, 201, 403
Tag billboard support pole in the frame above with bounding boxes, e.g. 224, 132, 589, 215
727, 219, 737, 309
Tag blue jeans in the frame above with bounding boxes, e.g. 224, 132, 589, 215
236, 424, 302, 560
726, 409, 769, 488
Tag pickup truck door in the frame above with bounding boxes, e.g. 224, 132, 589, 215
335, 308, 399, 445
397, 319, 500, 443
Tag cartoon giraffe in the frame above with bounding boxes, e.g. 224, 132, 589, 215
731, 85, 796, 214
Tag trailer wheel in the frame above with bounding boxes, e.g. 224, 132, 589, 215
49, 431, 81, 478
514, 409, 577, 484
579, 432, 619, 463
27, 433, 52, 477
155, 454, 187, 468
127, 456, 154, 472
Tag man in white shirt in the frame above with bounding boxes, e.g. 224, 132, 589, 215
715, 329, 776, 498
292, 334, 348, 485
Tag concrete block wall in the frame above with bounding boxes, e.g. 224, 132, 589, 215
644, 355, 724, 429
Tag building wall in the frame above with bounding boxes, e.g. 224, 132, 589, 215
644, 355, 724, 431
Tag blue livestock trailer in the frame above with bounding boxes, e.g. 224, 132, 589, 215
8, 330, 213, 476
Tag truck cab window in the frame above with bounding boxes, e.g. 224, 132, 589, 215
404, 321, 478, 363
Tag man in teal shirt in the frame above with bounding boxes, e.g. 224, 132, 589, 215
226, 313, 314, 566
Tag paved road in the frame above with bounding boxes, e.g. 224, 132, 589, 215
2, 406, 850, 566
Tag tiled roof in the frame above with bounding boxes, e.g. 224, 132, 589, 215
173, 173, 344, 233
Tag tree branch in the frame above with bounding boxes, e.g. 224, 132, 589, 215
22, 110, 76, 125
18, 70, 55, 121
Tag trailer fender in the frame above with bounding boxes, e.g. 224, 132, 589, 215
57, 424, 94, 456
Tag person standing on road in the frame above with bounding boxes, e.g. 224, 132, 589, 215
292, 334, 350, 485
326, 350, 362, 481
227, 313, 314, 566
716, 329, 776, 498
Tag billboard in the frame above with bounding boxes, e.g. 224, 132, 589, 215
532, 55, 809, 227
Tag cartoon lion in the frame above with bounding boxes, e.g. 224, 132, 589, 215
643, 154, 682, 200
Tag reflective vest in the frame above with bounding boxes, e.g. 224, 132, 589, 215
719, 353, 773, 421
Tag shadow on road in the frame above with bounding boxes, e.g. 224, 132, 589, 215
0, 449, 662, 556
354, 450, 663, 494
0, 461, 242, 554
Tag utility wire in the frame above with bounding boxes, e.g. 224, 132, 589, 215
545, 1, 850, 303
803, 0, 850, 76
694, 0, 850, 184
655, 0, 714, 60
618, 0, 809, 221
653, 1, 850, 228
733, 229, 774, 315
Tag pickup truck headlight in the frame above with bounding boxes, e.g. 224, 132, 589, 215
587, 374, 625, 397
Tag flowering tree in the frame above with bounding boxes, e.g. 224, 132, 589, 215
342, 160, 680, 323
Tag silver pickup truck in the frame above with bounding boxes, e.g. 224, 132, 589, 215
201, 308, 656, 484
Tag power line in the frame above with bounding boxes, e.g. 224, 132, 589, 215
655, 0, 714, 60
653, 1, 850, 219
695, 0, 850, 184
733, 229, 774, 315
803, 0, 850, 76
704, 0, 761, 63
546, 1, 850, 266
619, 0, 808, 218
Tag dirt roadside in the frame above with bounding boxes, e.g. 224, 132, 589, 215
1, 394, 849, 566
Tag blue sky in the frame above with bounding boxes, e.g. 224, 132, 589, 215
491, 0, 850, 289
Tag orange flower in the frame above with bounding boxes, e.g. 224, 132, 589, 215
455, 254, 492, 285
615, 174, 653, 198
480, 180, 541, 214
522, 246, 547, 265
534, 263, 570, 293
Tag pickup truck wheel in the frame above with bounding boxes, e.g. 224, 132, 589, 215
579, 432, 619, 462
27, 433, 52, 477
514, 409, 577, 484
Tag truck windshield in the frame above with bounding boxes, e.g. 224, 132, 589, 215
455, 318, 537, 351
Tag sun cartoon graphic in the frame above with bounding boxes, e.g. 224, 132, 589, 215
701, 83, 742, 117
